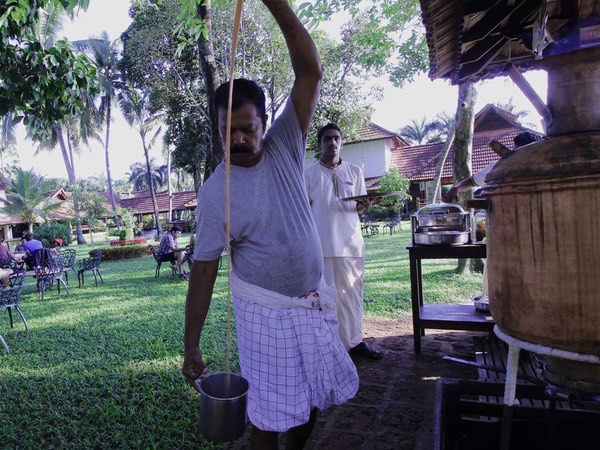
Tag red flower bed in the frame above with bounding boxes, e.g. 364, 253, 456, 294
109, 237, 148, 247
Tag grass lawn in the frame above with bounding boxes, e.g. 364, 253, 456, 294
0, 225, 482, 448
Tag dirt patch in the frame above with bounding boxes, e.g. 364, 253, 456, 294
226, 314, 485, 450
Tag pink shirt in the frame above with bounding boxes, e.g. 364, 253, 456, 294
0, 245, 11, 259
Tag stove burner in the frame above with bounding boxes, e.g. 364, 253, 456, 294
541, 364, 600, 408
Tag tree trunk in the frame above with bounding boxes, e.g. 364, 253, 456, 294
430, 128, 456, 203
197, 1, 223, 182
104, 100, 122, 229
452, 82, 477, 273
56, 124, 86, 245
143, 138, 162, 238
167, 148, 173, 222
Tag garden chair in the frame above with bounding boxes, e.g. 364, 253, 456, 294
360, 215, 380, 236
27, 247, 52, 270
0, 258, 13, 269
383, 215, 402, 235
35, 253, 70, 300
0, 333, 8, 353
58, 248, 77, 286
77, 250, 104, 288
149, 245, 177, 278
0, 271, 28, 353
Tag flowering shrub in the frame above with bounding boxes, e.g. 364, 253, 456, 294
109, 238, 147, 247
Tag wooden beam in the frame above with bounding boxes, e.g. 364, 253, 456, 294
461, 35, 506, 64
463, 0, 502, 16
463, 0, 540, 43
458, 39, 506, 80
506, 64, 553, 131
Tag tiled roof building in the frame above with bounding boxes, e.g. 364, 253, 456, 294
120, 190, 197, 216
345, 123, 409, 147
370, 104, 539, 209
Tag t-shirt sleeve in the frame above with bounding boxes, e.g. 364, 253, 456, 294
192, 194, 227, 261
263, 98, 306, 170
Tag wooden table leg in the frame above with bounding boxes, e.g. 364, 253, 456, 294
410, 254, 422, 354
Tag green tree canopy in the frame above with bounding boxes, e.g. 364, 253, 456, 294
0, 0, 99, 141
299, 0, 428, 87
378, 167, 410, 207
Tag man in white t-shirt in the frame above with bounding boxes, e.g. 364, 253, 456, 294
304, 123, 382, 360
182, 3, 358, 448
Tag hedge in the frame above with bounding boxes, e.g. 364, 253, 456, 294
91, 244, 151, 261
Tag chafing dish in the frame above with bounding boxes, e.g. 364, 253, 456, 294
411, 203, 471, 245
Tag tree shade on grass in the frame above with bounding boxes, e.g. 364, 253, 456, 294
0, 227, 482, 448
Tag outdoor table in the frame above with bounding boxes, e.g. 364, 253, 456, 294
407, 243, 494, 354
13, 253, 25, 263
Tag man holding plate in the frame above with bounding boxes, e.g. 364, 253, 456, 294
304, 123, 382, 360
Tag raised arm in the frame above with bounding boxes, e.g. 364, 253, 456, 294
262, 0, 323, 135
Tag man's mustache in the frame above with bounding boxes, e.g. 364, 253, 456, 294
231, 145, 252, 154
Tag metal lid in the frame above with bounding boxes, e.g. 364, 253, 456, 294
414, 202, 467, 216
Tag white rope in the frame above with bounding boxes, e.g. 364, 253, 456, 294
224, 0, 245, 373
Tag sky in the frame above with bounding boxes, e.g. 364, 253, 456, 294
15, 0, 547, 181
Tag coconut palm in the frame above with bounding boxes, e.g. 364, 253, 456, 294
73, 31, 123, 229
0, 168, 62, 233
398, 117, 444, 145
118, 87, 165, 237
430, 111, 456, 142
127, 160, 167, 192
28, 5, 101, 244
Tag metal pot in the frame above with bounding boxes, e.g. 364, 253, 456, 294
411, 203, 471, 245
198, 372, 249, 443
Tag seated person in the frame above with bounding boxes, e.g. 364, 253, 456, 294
0, 237, 13, 261
157, 225, 189, 277
21, 233, 45, 270
0, 237, 14, 285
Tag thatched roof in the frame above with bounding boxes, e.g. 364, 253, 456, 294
419, 0, 600, 84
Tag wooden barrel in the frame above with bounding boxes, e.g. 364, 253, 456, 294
482, 48, 600, 364
484, 134, 600, 355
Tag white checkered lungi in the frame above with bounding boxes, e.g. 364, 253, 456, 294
231, 273, 359, 432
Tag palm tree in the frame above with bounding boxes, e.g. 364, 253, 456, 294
430, 111, 456, 142
118, 87, 165, 237
398, 117, 443, 145
127, 160, 166, 192
0, 168, 62, 233
73, 31, 123, 229
29, 6, 101, 244
0, 115, 17, 177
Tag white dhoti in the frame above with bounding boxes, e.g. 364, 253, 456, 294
322, 257, 364, 350
231, 273, 359, 432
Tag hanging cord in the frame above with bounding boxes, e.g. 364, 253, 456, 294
224, 0, 244, 373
